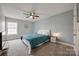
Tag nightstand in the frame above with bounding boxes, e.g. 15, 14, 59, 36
50, 36, 57, 43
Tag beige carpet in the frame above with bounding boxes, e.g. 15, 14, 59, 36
7, 39, 30, 56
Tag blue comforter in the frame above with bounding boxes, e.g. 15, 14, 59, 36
22, 33, 49, 48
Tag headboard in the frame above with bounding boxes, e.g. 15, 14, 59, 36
37, 30, 50, 36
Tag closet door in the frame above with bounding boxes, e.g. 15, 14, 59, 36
74, 3, 79, 56
76, 3, 79, 56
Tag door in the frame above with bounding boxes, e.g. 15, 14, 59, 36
73, 3, 79, 56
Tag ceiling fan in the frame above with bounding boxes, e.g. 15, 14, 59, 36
16, 4, 39, 19
23, 11, 39, 19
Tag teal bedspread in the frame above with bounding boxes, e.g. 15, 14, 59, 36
22, 33, 49, 48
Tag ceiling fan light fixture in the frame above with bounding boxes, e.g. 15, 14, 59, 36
23, 11, 39, 19
29, 16, 33, 18
31, 12, 34, 15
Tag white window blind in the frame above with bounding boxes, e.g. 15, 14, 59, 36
7, 22, 17, 35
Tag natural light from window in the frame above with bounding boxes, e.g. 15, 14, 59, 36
7, 22, 17, 35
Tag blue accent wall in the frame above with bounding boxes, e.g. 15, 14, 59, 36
33, 11, 73, 44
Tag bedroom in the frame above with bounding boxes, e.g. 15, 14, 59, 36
0, 3, 78, 56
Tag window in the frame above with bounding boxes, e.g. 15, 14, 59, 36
2, 21, 5, 35
7, 22, 17, 35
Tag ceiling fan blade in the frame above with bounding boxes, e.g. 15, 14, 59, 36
26, 16, 30, 18
25, 15, 30, 18
35, 15, 39, 17
23, 12, 30, 15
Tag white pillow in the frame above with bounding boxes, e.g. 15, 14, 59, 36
37, 30, 49, 35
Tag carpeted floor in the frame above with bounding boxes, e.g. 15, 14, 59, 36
31, 42, 75, 56
7, 39, 30, 56
0, 40, 75, 56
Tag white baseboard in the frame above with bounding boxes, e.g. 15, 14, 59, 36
57, 41, 74, 47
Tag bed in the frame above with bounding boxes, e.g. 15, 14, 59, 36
21, 30, 50, 49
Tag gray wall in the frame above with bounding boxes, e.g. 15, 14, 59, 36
3, 17, 33, 41
33, 11, 73, 44
0, 5, 4, 32
0, 5, 7, 47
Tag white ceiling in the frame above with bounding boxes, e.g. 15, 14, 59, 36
1, 3, 74, 22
